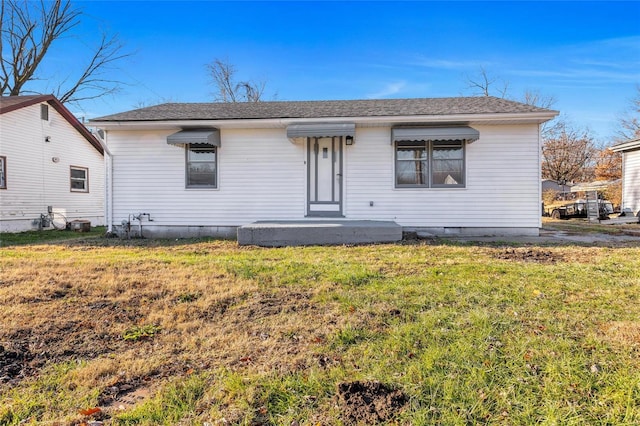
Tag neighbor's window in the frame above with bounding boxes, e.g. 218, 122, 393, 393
186, 144, 216, 188
70, 166, 89, 192
395, 140, 464, 188
0, 156, 6, 189
41, 104, 49, 121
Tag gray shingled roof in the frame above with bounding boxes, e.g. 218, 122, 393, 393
92, 96, 555, 122
0, 95, 52, 113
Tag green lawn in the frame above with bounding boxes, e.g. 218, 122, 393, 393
0, 237, 639, 425
0, 227, 106, 247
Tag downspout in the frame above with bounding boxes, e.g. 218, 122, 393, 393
94, 130, 113, 234
620, 152, 626, 211
538, 123, 543, 230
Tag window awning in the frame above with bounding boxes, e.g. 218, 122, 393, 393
167, 129, 220, 146
287, 123, 356, 139
392, 126, 479, 144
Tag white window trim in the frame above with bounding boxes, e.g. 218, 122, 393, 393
70, 166, 89, 193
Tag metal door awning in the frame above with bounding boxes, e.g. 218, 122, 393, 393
287, 123, 355, 139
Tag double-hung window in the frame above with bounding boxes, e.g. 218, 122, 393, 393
186, 143, 217, 188
431, 141, 464, 186
70, 166, 89, 192
395, 140, 465, 188
396, 142, 429, 186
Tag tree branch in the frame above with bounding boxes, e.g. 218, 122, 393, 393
206, 58, 269, 102
1, 0, 127, 103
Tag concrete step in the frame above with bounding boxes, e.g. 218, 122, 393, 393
237, 220, 403, 247
601, 216, 640, 225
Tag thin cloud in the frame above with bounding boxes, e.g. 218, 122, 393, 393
366, 81, 406, 98
410, 57, 488, 70
509, 67, 639, 84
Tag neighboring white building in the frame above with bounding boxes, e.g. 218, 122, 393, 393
90, 96, 558, 238
0, 95, 105, 232
612, 138, 640, 215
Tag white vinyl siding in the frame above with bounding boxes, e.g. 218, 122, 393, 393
622, 149, 640, 214
107, 123, 542, 232
107, 128, 305, 226
344, 125, 541, 228
0, 103, 104, 232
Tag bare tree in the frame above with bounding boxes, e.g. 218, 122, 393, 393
206, 58, 268, 102
464, 66, 509, 98
542, 120, 597, 183
522, 89, 556, 110
0, 0, 128, 103
616, 85, 640, 141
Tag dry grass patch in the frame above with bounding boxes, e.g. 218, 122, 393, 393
0, 240, 359, 423
599, 321, 640, 348
1, 238, 640, 424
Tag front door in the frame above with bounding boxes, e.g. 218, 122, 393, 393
307, 137, 343, 216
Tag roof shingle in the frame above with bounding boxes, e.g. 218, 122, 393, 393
92, 96, 555, 122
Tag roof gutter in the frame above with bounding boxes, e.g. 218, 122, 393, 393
611, 139, 640, 152
90, 111, 559, 130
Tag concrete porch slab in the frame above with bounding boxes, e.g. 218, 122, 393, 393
237, 220, 403, 247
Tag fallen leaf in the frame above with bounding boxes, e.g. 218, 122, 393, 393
78, 407, 101, 416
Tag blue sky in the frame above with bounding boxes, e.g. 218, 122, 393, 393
48, 1, 639, 143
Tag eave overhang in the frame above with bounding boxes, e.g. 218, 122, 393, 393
611, 138, 640, 153
90, 111, 559, 131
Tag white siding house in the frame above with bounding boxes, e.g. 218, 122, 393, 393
612, 138, 640, 215
91, 97, 558, 238
0, 95, 104, 232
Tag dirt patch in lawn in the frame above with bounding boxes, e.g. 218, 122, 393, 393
0, 342, 33, 385
336, 380, 408, 424
98, 379, 152, 411
0, 297, 144, 385
494, 248, 564, 263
